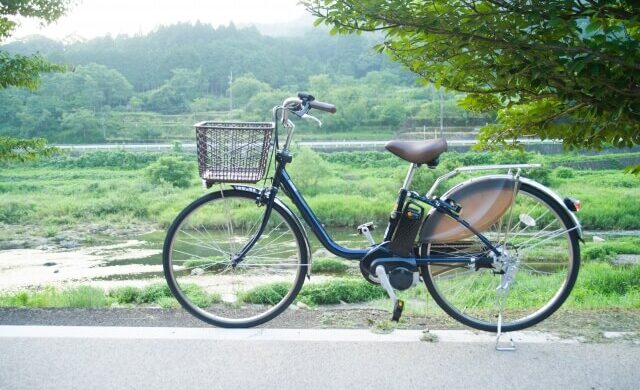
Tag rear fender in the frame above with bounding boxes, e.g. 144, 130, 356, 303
419, 175, 582, 244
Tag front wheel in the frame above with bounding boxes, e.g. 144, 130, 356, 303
422, 182, 580, 332
163, 189, 309, 328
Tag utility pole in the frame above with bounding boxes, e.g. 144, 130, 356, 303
228, 70, 233, 113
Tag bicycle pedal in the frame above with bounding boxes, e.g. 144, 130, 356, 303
357, 222, 375, 233
357, 222, 376, 246
391, 299, 404, 322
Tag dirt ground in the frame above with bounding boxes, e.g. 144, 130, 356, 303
1, 306, 638, 343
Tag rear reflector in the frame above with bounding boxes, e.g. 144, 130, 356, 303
564, 197, 581, 212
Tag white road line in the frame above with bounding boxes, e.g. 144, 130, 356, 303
0, 326, 582, 344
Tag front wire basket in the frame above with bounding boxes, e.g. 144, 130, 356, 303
195, 121, 275, 185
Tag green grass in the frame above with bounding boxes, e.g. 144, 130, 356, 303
0, 286, 108, 308
0, 262, 638, 310
1, 149, 638, 241
582, 237, 640, 261
108, 283, 220, 308
311, 258, 350, 274
241, 279, 387, 306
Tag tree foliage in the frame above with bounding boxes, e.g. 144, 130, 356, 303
1, 0, 70, 89
0, 136, 56, 161
0, 25, 490, 142
303, 0, 640, 151
0, 0, 71, 161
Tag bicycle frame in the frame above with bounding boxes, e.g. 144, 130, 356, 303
231, 147, 515, 270
229, 100, 544, 269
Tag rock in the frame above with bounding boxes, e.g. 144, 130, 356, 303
59, 240, 79, 249
339, 300, 347, 305
288, 304, 299, 311
296, 302, 310, 310
420, 330, 438, 343
191, 267, 204, 276
613, 255, 640, 266
53, 269, 60, 274
592, 236, 606, 243
43, 262, 57, 267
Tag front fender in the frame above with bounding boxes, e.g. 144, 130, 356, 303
230, 185, 313, 275
419, 175, 582, 244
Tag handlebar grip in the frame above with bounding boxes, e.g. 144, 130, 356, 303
309, 100, 337, 114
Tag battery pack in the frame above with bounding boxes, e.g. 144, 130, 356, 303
389, 201, 424, 257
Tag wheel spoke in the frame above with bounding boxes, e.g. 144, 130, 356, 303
165, 191, 306, 327
424, 184, 578, 332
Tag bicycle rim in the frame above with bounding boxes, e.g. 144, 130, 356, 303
163, 190, 308, 328
422, 183, 580, 332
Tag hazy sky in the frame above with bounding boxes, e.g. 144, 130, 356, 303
12, 0, 309, 41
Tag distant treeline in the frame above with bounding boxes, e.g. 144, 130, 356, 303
0, 23, 492, 143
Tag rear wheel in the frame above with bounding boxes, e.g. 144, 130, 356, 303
422, 183, 580, 332
163, 189, 308, 328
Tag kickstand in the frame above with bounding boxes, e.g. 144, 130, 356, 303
495, 312, 516, 351
495, 289, 516, 351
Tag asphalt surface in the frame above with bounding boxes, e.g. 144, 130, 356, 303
1, 326, 638, 390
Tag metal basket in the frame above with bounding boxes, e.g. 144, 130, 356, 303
195, 121, 274, 184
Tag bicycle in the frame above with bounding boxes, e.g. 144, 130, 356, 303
163, 93, 582, 341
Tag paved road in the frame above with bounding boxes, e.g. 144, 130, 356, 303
1, 326, 638, 390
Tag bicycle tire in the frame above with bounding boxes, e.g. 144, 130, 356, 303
163, 189, 309, 328
422, 182, 580, 332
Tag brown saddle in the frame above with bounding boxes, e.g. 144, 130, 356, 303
385, 139, 448, 165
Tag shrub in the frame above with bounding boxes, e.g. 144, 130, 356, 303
0, 202, 35, 223
297, 279, 386, 305
554, 167, 575, 179
312, 258, 350, 274
240, 282, 292, 305
138, 283, 173, 303
240, 279, 386, 306
145, 156, 195, 188
109, 286, 140, 304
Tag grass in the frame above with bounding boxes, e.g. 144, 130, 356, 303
2, 149, 639, 239
311, 258, 351, 274
0, 286, 108, 309
582, 237, 640, 261
241, 279, 387, 306
108, 283, 220, 308
1, 149, 639, 313
0, 262, 638, 310
0, 283, 221, 309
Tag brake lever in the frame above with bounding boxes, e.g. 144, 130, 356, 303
302, 113, 322, 127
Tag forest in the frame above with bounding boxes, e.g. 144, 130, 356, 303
0, 22, 491, 143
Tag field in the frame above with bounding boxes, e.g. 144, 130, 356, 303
0, 148, 639, 316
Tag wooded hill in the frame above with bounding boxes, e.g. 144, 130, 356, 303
0, 23, 491, 143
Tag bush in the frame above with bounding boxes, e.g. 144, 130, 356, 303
297, 279, 386, 305
554, 167, 575, 179
524, 166, 552, 185
109, 286, 140, 304
312, 258, 350, 274
0, 202, 35, 223
240, 282, 292, 305
145, 156, 195, 188
240, 279, 387, 306
577, 263, 640, 296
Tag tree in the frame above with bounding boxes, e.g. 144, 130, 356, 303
304, 1, 640, 157
0, 0, 71, 161
143, 68, 206, 113
229, 74, 272, 108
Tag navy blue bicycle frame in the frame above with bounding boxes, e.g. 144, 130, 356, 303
232, 106, 501, 267
230, 148, 499, 269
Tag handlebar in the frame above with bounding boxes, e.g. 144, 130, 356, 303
309, 100, 337, 114
274, 93, 337, 150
